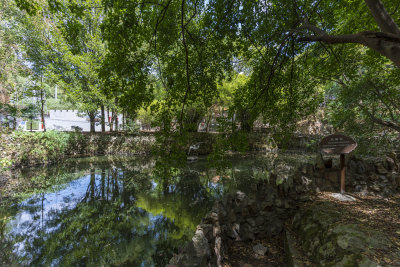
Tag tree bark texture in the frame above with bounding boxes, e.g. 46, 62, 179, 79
101, 105, 105, 132
89, 112, 96, 133
40, 79, 46, 132
114, 98, 119, 132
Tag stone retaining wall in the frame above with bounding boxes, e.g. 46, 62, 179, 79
167, 153, 400, 266
167, 171, 314, 266
312, 153, 400, 196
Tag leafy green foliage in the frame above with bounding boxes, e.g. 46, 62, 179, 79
0, 157, 13, 172
8, 131, 70, 165
325, 65, 400, 134
6, 0, 400, 156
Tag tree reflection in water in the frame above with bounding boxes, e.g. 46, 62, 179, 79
3, 154, 309, 266
4, 156, 231, 266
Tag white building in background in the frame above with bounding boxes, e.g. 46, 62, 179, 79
44, 110, 123, 132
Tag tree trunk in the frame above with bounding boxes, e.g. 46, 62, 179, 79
101, 105, 105, 132
30, 120, 33, 132
107, 107, 112, 131
122, 110, 125, 131
110, 108, 114, 132
89, 112, 96, 133
110, 110, 115, 132
40, 79, 46, 132
239, 109, 252, 132
114, 98, 119, 132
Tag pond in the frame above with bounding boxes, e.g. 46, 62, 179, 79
1, 152, 314, 266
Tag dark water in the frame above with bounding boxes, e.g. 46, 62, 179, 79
2, 153, 314, 266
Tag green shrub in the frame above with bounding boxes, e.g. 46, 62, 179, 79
10, 131, 70, 165
0, 158, 13, 171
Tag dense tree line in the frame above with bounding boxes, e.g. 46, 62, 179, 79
1, 0, 399, 136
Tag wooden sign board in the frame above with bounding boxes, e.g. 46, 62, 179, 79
320, 134, 357, 154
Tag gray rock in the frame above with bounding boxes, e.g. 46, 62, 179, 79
274, 198, 284, 208
253, 244, 268, 256
255, 215, 265, 226
284, 199, 292, 209
246, 217, 256, 227
325, 171, 338, 183
369, 174, 378, 181
333, 224, 389, 252
192, 228, 211, 258
315, 154, 325, 170
198, 224, 213, 241
388, 173, 398, 187
370, 184, 381, 192
301, 176, 312, 186
330, 193, 356, 202
348, 160, 357, 172
265, 217, 283, 236
204, 212, 219, 224
354, 185, 363, 192
356, 161, 366, 174
240, 223, 255, 241
260, 199, 274, 210
375, 163, 388, 174
227, 223, 240, 240
226, 209, 237, 223
235, 191, 246, 201
177, 233, 210, 267
386, 156, 395, 171
379, 175, 388, 183
337, 254, 379, 267
388, 151, 397, 163
213, 223, 221, 236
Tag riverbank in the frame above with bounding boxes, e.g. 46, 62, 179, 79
0, 131, 155, 170
2, 130, 399, 206
2, 130, 399, 171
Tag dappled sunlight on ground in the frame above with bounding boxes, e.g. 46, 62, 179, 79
314, 192, 400, 265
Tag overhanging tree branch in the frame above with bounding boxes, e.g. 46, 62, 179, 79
298, 30, 400, 67
359, 103, 400, 132
364, 0, 400, 35
295, 0, 400, 67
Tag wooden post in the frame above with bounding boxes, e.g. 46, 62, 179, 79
320, 134, 357, 194
340, 154, 346, 194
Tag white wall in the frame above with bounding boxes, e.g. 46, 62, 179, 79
45, 110, 123, 132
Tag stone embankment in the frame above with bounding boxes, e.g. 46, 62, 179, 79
167, 152, 400, 266
0, 132, 155, 169
167, 181, 303, 267
315, 152, 400, 196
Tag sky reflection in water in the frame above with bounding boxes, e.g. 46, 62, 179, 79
4, 153, 312, 266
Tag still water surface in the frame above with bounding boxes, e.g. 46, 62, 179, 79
3, 153, 313, 266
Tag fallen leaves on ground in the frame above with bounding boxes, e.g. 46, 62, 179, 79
223, 236, 285, 267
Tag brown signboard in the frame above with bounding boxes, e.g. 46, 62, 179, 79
320, 134, 357, 154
